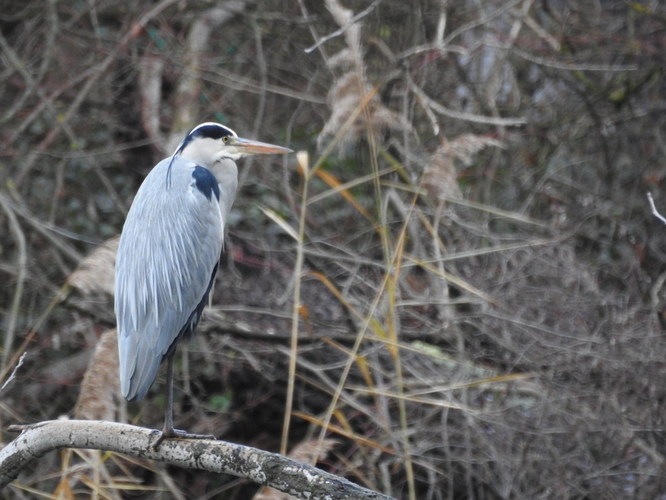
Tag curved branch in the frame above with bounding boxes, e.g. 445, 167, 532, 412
0, 420, 393, 499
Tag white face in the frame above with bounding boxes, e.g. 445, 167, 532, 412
175, 121, 292, 167
174, 123, 237, 158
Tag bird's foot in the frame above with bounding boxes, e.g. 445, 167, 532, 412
151, 427, 216, 450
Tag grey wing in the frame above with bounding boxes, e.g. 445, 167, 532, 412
114, 159, 224, 401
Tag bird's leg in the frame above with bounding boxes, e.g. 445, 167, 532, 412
151, 353, 216, 450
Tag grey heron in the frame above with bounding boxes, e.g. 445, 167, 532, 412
115, 122, 291, 447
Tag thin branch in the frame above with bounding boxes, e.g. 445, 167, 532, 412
511, 46, 638, 72
0, 192, 28, 372
167, 3, 248, 151
648, 192, 666, 225
0, 420, 393, 499
14, 0, 183, 187
304, 0, 383, 53
6, 186, 85, 261
406, 72, 526, 127
0, 352, 26, 397
441, 0, 524, 47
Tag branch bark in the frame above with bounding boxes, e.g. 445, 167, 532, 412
0, 420, 393, 499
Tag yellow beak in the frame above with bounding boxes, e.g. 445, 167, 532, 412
233, 137, 293, 156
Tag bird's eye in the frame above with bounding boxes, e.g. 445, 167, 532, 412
222, 136, 229, 143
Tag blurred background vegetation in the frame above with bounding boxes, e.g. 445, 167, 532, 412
1, 0, 665, 498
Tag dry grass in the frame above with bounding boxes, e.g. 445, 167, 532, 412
0, 0, 664, 498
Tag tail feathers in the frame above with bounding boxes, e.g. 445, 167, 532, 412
119, 332, 162, 401
124, 355, 161, 401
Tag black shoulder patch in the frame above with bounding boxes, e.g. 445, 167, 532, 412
192, 166, 220, 201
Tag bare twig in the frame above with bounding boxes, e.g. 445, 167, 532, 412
167, 3, 248, 151
0, 352, 26, 397
14, 0, 183, 186
511, 46, 638, 72
0, 192, 27, 372
6, 186, 84, 263
406, 72, 527, 127
304, 0, 383, 53
0, 420, 393, 499
440, 0, 524, 47
648, 192, 666, 225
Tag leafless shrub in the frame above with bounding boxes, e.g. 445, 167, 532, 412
0, 0, 664, 498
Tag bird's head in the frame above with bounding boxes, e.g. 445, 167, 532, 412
174, 122, 292, 167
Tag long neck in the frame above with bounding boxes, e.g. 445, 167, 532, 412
210, 158, 239, 220
178, 140, 220, 169
176, 140, 239, 217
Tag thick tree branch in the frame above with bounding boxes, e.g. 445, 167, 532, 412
0, 420, 393, 499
